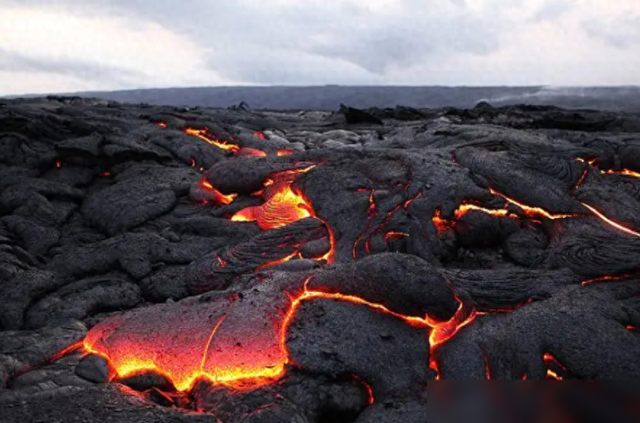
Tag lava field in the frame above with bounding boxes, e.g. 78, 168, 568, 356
2, 97, 640, 422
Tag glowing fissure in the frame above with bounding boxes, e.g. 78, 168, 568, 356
155, 123, 292, 158
354, 190, 423, 258
581, 273, 639, 286
184, 128, 241, 153
543, 353, 567, 380
385, 232, 410, 242
603, 169, 640, 178
201, 180, 238, 205
433, 188, 640, 241
580, 203, 640, 238
489, 189, 580, 220
576, 157, 640, 179
353, 189, 377, 259
433, 203, 514, 233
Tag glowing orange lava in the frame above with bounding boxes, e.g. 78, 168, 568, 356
231, 167, 316, 230
543, 353, 567, 380
201, 180, 238, 205
230, 166, 336, 264
489, 189, 579, 220
184, 128, 240, 153
238, 147, 268, 157
432, 203, 513, 233
581, 203, 640, 238
151, 124, 291, 157
576, 157, 640, 179
81, 276, 475, 392
385, 232, 410, 242
603, 169, 640, 178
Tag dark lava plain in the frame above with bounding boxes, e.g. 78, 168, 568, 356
2, 97, 640, 422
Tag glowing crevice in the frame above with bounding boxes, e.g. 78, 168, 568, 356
581, 203, 640, 238
201, 180, 238, 205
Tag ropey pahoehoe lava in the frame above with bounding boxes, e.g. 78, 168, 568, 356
3, 98, 640, 422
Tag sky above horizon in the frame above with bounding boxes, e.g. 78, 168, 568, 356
1, 0, 640, 95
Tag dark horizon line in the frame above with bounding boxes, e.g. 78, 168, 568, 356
4, 84, 640, 99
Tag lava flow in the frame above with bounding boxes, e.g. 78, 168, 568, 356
576, 157, 640, 179
580, 203, 640, 238
231, 166, 336, 263
231, 166, 316, 230
543, 353, 568, 380
184, 128, 241, 153
433, 203, 513, 233
431, 192, 574, 234
489, 189, 580, 220
201, 180, 237, 205
81, 277, 474, 393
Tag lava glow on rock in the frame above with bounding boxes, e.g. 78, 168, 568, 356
231, 167, 316, 230
184, 128, 241, 153
201, 180, 237, 205
82, 278, 473, 392
72, 132, 640, 392
231, 165, 336, 264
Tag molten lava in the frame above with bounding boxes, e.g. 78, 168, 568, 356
201, 180, 237, 205
231, 166, 336, 265
603, 169, 640, 178
543, 353, 567, 380
151, 123, 295, 158
237, 148, 268, 157
82, 276, 474, 393
489, 189, 580, 220
385, 232, 410, 242
232, 169, 314, 230
432, 203, 513, 233
576, 157, 640, 179
580, 203, 640, 238
184, 128, 240, 153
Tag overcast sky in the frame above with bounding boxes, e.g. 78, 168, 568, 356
1, 0, 640, 95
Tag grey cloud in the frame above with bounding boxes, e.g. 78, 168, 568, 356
0, 48, 142, 83
583, 15, 640, 48
0, 0, 504, 83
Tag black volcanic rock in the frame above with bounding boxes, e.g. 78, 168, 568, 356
340, 104, 384, 125
2, 97, 640, 422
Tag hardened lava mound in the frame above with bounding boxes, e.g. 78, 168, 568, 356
2, 97, 640, 422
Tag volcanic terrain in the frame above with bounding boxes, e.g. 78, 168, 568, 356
2, 97, 640, 422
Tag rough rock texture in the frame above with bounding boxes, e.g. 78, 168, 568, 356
2, 97, 640, 422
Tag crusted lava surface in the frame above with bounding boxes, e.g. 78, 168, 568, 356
2, 97, 640, 422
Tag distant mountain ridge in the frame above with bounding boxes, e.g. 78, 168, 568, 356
30, 86, 640, 112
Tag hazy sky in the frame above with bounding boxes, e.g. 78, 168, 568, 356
1, 0, 639, 95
